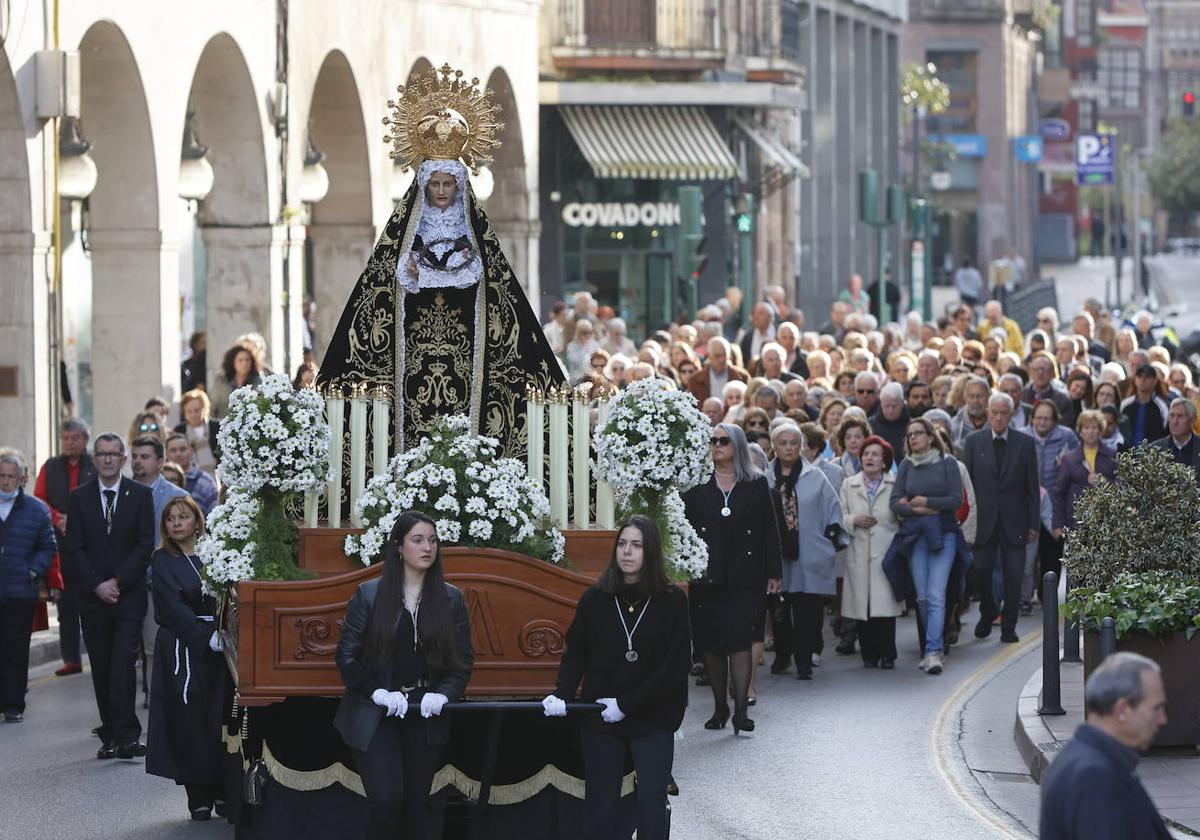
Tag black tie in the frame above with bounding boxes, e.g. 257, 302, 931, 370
993, 436, 1007, 469
103, 489, 116, 535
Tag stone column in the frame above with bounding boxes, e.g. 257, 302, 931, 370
0, 230, 52, 467
202, 223, 303, 382
308, 223, 375, 364
88, 228, 180, 440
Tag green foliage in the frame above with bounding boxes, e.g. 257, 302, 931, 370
254, 489, 312, 581
901, 63, 950, 114
1062, 446, 1200, 588
1063, 571, 1200, 640
1146, 119, 1200, 214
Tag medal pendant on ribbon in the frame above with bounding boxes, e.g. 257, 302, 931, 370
625, 650, 639, 663
721, 506, 731, 517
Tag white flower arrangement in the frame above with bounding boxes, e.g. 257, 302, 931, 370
216, 373, 331, 494
198, 488, 260, 595
593, 377, 712, 579
345, 415, 564, 566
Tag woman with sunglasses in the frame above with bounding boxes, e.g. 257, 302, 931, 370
126, 411, 167, 454
683, 423, 781, 734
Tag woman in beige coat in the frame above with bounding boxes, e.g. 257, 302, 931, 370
839, 435, 903, 668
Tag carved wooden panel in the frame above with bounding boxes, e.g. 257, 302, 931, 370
230, 547, 596, 706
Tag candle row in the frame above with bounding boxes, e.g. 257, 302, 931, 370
304, 390, 390, 529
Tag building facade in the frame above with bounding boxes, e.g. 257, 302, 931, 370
901, 0, 1041, 279
0, 0, 541, 470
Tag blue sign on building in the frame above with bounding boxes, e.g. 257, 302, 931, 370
932, 134, 989, 158
1014, 135, 1044, 163
1076, 133, 1116, 185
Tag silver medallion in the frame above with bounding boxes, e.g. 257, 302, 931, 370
721, 506, 731, 517
625, 650, 639, 663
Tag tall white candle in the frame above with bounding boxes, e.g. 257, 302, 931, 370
326, 395, 345, 528
595, 397, 615, 528
349, 392, 368, 526
572, 389, 590, 529
527, 387, 544, 492
549, 388, 569, 528
372, 394, 389, 477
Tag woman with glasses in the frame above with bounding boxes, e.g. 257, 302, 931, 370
683, 423, 781, 734
126, 411, 166, 454
739, 407, 771, 439
889, 416, 963, 675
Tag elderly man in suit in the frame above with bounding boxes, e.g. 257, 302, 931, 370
1150, 398, 1200, 481
64, 433, 155, 760
961, 392, 1040, 643
1039, 652, 1171, 839
686, 337, 749, 405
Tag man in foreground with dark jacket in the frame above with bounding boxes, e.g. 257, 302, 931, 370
1039, 652, 1171, 839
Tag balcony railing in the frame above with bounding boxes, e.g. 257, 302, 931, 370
552, 0, 722, 64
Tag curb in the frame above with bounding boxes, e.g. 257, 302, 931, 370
1013, 665, 1065, 783
28, 628, 60, 670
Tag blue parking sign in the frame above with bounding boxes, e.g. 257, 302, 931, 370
1076, 134, 1115, 185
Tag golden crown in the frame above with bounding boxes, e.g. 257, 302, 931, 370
383, 64, 504, 174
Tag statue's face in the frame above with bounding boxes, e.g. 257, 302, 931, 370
426, 171, 458, 210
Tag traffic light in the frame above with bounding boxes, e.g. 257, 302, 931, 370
733, 193, 753, 233
1185, 90, 1196, 118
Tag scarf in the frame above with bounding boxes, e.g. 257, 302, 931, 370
773, 461, 801, 545
907, 447, 941, 467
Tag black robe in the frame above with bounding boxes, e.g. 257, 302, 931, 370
316, 174, 566, 459
146, 548, 226, 786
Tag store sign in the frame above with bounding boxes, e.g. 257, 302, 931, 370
931, 134, 988, 158
1076, 133, 1115, 185
561, 202, 682, 228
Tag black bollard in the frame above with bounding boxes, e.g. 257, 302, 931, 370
1098, 616, 1117, 663
1062, 571, 1081, 663
1038, 571, 1066, 716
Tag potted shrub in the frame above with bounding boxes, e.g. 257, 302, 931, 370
1062, 445, 1200, 748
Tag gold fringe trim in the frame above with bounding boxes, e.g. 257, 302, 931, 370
262, 742, 366, 796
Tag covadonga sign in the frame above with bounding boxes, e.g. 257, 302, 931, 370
561, 202, 682, 228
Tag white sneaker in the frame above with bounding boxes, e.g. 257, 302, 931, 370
811, 653, 821, 667
918, 655, 929, 671
926, 653, 944, 675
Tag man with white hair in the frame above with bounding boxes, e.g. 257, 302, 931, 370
600, 317, 636, 357
982, 300, 1025, 356
756, 342, 801, 384
871, 382, 909, 455
739, 302, 777, 365
686, 337, 748, 403
701, 397, 725, 426
775, 322, 810, 378
1071, 311, 1110, 363
765, 285, 788, 321
852, 371, 880, 416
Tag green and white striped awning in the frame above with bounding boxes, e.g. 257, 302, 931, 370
559, 105, 739, 181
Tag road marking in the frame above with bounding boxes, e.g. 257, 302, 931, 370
932, 631, 1043, 839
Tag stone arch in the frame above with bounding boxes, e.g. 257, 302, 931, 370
307, 50, 374, 361
185, 33, 276, 385
78, 20, 169, 438
0, 44, 37, 461
483, 66, 535, 298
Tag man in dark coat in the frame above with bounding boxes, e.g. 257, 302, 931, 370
1150, 398, 1200, 481
64, 433, 155, 759
1039, 652, 1171, 839
961, 392, 1040, 643
0, 451, 57, 722
869, 383, 909, 459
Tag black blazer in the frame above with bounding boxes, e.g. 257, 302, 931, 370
1150, 434, 1200, 481
1039, 724, 1170, 840
682, 474, 783, 589
63, 478, 155, 616
961, 428, 1040, 546
334, 578, 473, 752
554, 585, 691, 737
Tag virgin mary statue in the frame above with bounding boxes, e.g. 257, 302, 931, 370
316, 65, 565, 457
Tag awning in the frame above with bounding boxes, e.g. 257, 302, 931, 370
559, 105, 739, 181
732, 115, 809, 179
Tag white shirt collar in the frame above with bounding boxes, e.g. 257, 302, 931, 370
98, 475, 122, 512
991, 429, 1008, 441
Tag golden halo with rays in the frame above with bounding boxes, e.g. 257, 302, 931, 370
383, 63, 504, 174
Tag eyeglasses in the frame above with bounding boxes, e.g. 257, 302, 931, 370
856, 388, 876, 395
94, 451, 123, 460
139, 423, 159, 432
709, 437, 732, 446
906, 430, 927, 439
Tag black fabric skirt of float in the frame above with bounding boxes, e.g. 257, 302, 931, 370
229, 698, 636, 840
689, 585, 762, 654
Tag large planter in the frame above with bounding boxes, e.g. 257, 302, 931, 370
1084, 630, 1200, 749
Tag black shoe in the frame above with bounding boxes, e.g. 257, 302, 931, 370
796, 667, 813, 681
666, 779, 680, 797
97, 743, 117, 760
704, 707, 730, 730
1000, 632, 1020, 643
1020, 602, 1033, 616
769, 657, 791, 675
695, 674, 710, 687
190, 807, 212, 821
945, 625, 960, 646
880, 659, 895, 670
3, 711, 22, 723
116, 741, 147, 759
747, 695, 757, 707
835, 640, 856, 655
974, 617, 993, 639
214, 801, 228, 819
732, 713, 755, 735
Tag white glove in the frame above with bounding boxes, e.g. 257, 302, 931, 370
541, 694, 567, 717
370, 689, 408, 718
208, 631, 224, 653
597, 697, 625, 724
420, 692, 449, 718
